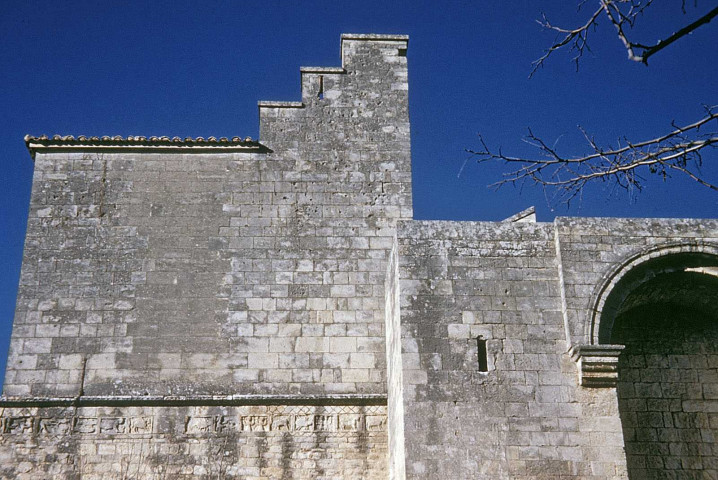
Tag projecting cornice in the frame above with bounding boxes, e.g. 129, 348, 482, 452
24, 134, 269, 159
0, 394, 387, 408
570, 344, 625, 388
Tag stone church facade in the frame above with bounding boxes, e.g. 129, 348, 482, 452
2, 34, 717, 479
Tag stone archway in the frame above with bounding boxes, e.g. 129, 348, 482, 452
594, 249, 718, 479
589, 244, 718, 345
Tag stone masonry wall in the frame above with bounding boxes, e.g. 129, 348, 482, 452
6, 31, 718, 480
2, 34, 410, 479
385, 237, 405, 480
396, 220, 628, 480
555, 217, 718, 347
0, 404, 387, 479
5, 35, 411, 399
607, 261, 718, 480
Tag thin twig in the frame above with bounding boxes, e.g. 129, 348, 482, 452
470, 109, 718, 203
535, 1, 718, 68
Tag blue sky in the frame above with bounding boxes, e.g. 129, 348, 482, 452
1, 1, 717, 386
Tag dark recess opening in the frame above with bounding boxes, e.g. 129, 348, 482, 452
609, 269, 718, 479
318, 75, 324, 99
477, 336, 488, 372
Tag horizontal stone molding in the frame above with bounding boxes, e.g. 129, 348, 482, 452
0, 393, 388, 408
340, 33, 409, 42
570, 344, 625, 388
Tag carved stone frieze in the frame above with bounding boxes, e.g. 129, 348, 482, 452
0, 405, 386, 437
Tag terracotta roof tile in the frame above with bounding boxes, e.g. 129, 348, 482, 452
24, 134, 265, 158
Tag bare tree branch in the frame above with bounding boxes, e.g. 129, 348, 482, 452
477, 2, 718, 205
603, 1, 718, 63
469, 108, 718, 203
536, 1, 718, 68
530, 6, 603, 77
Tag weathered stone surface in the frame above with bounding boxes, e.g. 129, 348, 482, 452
613, 294, 718, 479
4, 33, 718, 479
6, 34, 411, 399
3, 33, 408, 479
394, 220, 629, 479
393, 218, 718, 479
0, 404, 387, 479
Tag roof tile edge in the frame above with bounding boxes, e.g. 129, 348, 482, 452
257, 101, 305, 108
340, 33, 409, 42
299, 66, 346, 74
24, 134, 266, 159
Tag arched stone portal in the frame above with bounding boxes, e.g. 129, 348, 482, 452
596, 251, 718, 479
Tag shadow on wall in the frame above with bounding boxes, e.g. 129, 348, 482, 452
610, 270, 718, 479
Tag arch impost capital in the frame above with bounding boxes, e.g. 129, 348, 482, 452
569, 344, 625, 388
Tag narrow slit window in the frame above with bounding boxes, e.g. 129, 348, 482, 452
477, 336, 488, 372
318, 75, 324, 99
